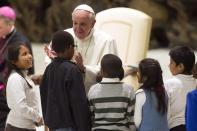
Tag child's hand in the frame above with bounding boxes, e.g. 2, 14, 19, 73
124, 66, 138, 77
30, 74, 43, 85
35, 117, 44, 127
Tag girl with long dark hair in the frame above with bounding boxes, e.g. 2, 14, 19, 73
134, 58, 169, 131
4, 42, 43, 131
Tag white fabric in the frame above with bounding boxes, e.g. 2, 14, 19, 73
134, 89, 146, 128
67, 28, 118, 92
45, 28, 118, 92
73, 4, 95, 14
66, 28, 118, 65
164, 74, 197, 129
6, 71, 41, 129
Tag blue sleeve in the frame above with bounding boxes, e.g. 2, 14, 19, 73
186, 91, 197, 131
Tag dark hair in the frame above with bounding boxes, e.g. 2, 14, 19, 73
169, 46, 195, 74
7, 42, 32, 88
52, 30, 74, 53
101, 54, 124, 80
139, 58, 167, 114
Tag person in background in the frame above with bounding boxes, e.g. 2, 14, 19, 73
44, 4, 118, 92
185, 62, 197, 131
0, 6, 34, 131
164, 46, 196, 131
40, 31, 91, 131
5, 42, 43, 131
88, 54, 135, 131
134, 58, 169, 131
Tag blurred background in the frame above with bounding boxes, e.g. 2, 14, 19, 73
0, 0, 197, 49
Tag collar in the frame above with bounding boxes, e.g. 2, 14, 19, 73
12, 69, 28, 76
176, 74, 194, 79
101, 77, 121, 83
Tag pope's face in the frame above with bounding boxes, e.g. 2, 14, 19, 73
72, 10, 95, 39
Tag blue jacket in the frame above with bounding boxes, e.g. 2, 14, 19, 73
186, 89, 197, 131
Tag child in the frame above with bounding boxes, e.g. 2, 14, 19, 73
88, 54, 135, 131
164, 46, 196, 131
134, 58, 169, 131
40, 30, 91, 131
5, 42, 43, 131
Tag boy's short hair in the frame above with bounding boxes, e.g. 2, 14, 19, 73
169, 46, 195, 73
101, 54, 124, 80
52, 30, 74, 53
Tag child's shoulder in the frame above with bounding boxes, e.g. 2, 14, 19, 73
165, 76, 182, 86
89, 83, 101, 92
8, 71, 23, 80
164, 76, 183, 93
7, 71, 24, 84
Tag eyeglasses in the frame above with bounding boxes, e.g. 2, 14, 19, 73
71, 44, 78, 51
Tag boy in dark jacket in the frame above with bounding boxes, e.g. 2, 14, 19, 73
40, 30, 91, 131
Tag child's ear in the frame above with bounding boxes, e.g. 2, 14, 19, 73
178, 63, 184, 73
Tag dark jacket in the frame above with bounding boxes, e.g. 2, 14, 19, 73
40, 57, 91, 131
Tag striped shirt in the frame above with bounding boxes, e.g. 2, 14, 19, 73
88, 78, 136, 131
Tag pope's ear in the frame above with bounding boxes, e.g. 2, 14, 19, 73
92, 19, 96, 28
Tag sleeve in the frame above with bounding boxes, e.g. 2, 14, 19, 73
39, 68, 49, 120
69, 67, 91, 131
84, 65, 100, 93
134, 89, 146, 128
185, 92, 191, 131
87, 86, 95, 122
127, 88, 136, 130
6, 74, 41, 122
185, 91, 197, 131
